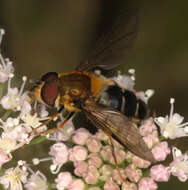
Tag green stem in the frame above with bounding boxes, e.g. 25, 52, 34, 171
0, 83, 5, 99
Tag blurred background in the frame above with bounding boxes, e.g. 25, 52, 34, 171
0, 0, 188, 189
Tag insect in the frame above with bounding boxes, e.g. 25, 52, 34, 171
31, 1, 155, 163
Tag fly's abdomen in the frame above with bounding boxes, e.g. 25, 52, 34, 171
98, 85, 148, 120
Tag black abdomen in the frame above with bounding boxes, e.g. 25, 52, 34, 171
98, 85, 147, 120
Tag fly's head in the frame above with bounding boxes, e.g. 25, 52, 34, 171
32, 72, 60, 107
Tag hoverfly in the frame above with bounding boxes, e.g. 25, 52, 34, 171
31, 1, 155, 163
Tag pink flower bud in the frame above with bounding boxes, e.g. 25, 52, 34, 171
112, 169, 126, 185
122, 182, 137, 190
139, 118, 157, 136
152, 142, 170, 161
100, 165, 113, 181
69, 179, 85, 190
100, 146, 114, 164
104, 178, 120, 190
150, 164, 170, 182
86, 136, 102, 153
74, 161, 88, 177
24, 170, 46, 190
138, 177, 157, 190
69, 145, 88, 162
132, 155, 150, 168
49, 143, 68, 165
169, 149, 188, 182
88, 153, 102, 168
114, 147, 126, 164
125, 164, 142, 182
72, 128, 91, 145
53, 120, 74, 141
55, 172, 73, 189
83, 165, 99, 184
143, 131, 159, 149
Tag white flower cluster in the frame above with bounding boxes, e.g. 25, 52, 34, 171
0, 29, 50, 167
0, 160, 48, 190
155, 98, 188, 139
0, 29, 14, 83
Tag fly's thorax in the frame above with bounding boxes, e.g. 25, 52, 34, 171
58, 72, 91, 98
58, 72, 114, 111
58, 72, 113, 98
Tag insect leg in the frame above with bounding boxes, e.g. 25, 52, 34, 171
29, 106, 64, 136
108, 134, 128, 185
32, 111, 75, 138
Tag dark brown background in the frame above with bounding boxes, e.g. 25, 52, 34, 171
0, 0, 188, 189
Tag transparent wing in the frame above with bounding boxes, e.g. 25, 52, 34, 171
82, 100, 156, 163
76, 0, 138, 72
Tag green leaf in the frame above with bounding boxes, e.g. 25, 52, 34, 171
29, 136, 46, 145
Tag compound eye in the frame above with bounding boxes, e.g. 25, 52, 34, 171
41, 80, 59, 107
41, 72, 58, 82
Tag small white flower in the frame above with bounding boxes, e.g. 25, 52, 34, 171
21, 112, 47, 131
49, 142, 69, 170
0, 29, 14, 83
0, 76, 28, 111
136, 89, 155, 104
154, 98, 188, 139
0, 117, 31, 144
24, 170, 48, 190
47, 119, 74, 142
0, 165, 28, 190
0, 137, 17, 154
0, 59, 14, 83
0, 118, 30, 153
55, 172, 73, 190
40, 104, 49, 118
110, 70, 135, 91
169, 147, 188, 182
19, 104, 49, 135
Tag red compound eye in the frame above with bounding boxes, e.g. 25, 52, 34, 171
40, 72, 59, 107
41, 80, 59, 107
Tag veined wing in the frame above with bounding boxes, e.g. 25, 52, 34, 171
82, 100, 156, 163
76, 0, 138, 72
